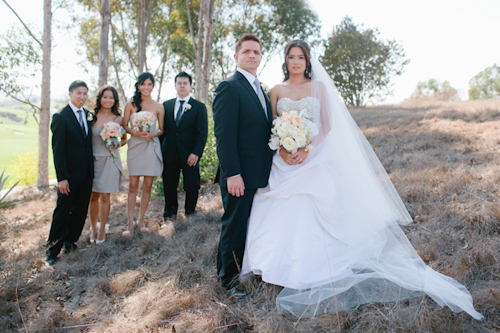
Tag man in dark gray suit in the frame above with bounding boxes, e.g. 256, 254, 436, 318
213, 34, 273, 295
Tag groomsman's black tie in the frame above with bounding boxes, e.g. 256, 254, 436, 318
176, 100, 185, 127
77, 109, 86, 135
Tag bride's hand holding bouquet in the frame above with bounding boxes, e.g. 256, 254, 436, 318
269, 110, 318, 165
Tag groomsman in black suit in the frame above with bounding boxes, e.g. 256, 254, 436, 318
46, 80, 94, 266
161, 72, 208, 221
213, 34, 273, 295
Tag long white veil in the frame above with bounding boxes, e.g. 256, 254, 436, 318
275, 54, 483, 320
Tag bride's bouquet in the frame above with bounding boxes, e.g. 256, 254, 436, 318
131, 111, 156, 132
268, 110, 318, 154
100, 121, 126, 148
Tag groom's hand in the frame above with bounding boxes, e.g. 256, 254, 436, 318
58, 180, 70, 195
227, 175, 245, 197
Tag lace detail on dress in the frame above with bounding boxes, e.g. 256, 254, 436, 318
276, 97, 320, 123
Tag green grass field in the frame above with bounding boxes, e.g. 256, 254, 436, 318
0, 107, 55, 185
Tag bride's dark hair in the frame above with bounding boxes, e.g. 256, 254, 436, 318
282, 40, 312, 81
132, 72, 155, 112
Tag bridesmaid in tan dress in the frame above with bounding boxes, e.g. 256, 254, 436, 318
89, 85, 127, 243
122, 72, 164, 237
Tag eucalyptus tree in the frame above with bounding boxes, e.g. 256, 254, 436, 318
322, 16, 409, 106
469, 64, 500, 100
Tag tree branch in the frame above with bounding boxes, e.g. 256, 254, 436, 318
52, 0, 69, 14
2, 0, 42, 47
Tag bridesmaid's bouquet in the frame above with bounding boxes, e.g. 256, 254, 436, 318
100, 121, 126, 148
268, 110, 318, 154
132, 111, 156, 132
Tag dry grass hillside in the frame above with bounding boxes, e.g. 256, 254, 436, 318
1, 100, 499, 332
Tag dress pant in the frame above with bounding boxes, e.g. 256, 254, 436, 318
216, 185, 257, 288
162, 149, 200, 218
47, 173, 93, 258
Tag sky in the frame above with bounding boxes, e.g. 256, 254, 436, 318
1, 0, 499, 104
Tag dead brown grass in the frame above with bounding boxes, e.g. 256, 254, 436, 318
1, 99, 499, 332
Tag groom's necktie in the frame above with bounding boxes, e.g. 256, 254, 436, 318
253, 78, 267, 119
176, 100, 186, 127
77, 109, 86, 135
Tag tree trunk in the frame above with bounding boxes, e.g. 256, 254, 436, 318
37, 0, 51, 188
200, 0, 216, 103
194, 1, 205, 100
138, 0, 145, 74
98, 0, 111, 87
137, 0, 154, 74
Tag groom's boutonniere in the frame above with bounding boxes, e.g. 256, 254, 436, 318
261, 83, 270, 96
185, 104, 192, 111
87, 111, 94, 122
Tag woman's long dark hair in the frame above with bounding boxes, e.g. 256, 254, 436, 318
282, 40, 312, 82
132, 72, 155, 112
93, 85, 121, 122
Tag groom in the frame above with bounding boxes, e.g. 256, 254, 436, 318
213, 33, 273, 295
46, 80, 94, 265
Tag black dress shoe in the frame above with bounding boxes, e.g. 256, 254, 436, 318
45, 256, 56, 266
163, 214, 176, 221
227, 286, 245, 297
185, 210, 197, 216
63, 243, 78, 254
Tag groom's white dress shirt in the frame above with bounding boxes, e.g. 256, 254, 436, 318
174, 94, 191, 120
69, 101, 88, 134
236, 68, 267, 113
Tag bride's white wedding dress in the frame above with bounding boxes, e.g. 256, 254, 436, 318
241, 94, 483, 319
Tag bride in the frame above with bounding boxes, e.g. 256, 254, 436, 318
241, 40, 483, 320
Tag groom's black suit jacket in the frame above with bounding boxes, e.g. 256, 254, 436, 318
160, 97, 208, 163
51, 104, 94, 182
213, 71, 273, 188
213, 70, 273, 286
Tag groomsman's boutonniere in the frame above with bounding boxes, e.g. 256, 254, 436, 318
261, 83, 270, 96
185, 104, 192, 111
87, 112, 94, 122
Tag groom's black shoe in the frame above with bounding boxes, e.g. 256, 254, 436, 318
226, 285, 245, 297
45, 255, 57, 266
63, 242, 78, 254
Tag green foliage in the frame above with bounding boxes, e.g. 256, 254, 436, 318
412, 78, 459, 101
0, 27, 42, 115
0, 169, 19, 209
200, 110, 217, 185
151, 176, 164, 197
468, 64, 500, 100
322, 17, 409, 106
12, 150, 38, 186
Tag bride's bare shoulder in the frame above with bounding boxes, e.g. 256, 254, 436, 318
270, 84, 286, 99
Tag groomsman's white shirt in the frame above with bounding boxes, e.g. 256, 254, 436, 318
69, 101, 88, 134
174, 95, 191, 120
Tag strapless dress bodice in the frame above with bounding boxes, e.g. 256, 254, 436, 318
276, 97, 320, 122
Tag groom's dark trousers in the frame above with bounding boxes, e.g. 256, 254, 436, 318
47, 104, 94, 259
213, 71, 273, 288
